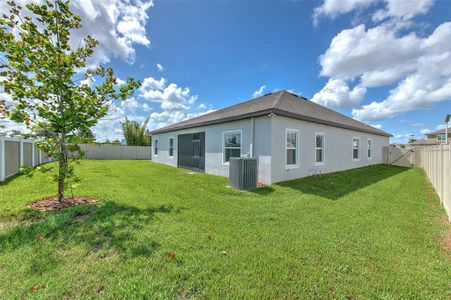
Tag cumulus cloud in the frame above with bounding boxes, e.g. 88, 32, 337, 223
352, 22, 451, 121
0, 0, 153, 65
252, 85, 266, 98
373, 0, 434, 22
313, 0, 434, 24
311, 79, 366, 108
313, 0, 451, 122
420, 128, 431, 134
313, 0, 378, 25
148, 109, 215, 131
139, 77, 198, 111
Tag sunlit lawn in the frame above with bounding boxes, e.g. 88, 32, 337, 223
0, 161, 449, 299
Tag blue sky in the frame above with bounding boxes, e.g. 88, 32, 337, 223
1, 0, 451, 143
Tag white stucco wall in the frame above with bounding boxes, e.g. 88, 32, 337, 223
270, 115, 390, 183
152, 116, 272, 184
152, 114, 389, 185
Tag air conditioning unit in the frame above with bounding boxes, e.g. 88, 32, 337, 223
229, 157, 257, 190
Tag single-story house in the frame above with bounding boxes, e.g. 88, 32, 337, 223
150, 90, 391, 185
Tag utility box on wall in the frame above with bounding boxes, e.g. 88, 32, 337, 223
229, 157, 257, 190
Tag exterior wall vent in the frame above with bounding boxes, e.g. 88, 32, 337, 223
229, 157, 257, 190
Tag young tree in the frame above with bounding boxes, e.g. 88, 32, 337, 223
122, 117, 151, 146
0, 1, 140, 202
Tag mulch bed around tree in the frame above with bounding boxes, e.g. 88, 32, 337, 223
28, 197, 98, 212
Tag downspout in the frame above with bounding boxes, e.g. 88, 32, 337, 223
250, 117, 254, 157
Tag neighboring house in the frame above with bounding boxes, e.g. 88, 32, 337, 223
150, 90, 391, 185
426, 128, 450, 142
410, 127, 450, 146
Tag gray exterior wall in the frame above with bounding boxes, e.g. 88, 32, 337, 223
152, 116, 272, 184
152, 115, 389, 185
270, 115, 389, 183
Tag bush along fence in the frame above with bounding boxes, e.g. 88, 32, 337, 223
78, 144, 151, 160
413, 143, 451, 221
0, 135, 51, 182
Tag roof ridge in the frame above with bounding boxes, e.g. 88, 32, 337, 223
272, 90, 286, 109
299, 96, 388, 134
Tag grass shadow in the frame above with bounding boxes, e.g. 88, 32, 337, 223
0, 201, 178, 274
276, 164, 409, 200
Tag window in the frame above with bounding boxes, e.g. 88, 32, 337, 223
367, 139, 372, 159
223, 131, 241, 163
437, 133, 446, 141
154, 139, 158, 156
352, 137, 360, 160
168, 137, 174, 157
286, 129, 299, 168
315, 133, 325, 165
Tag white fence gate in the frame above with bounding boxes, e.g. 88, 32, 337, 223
383, 146, 414, 167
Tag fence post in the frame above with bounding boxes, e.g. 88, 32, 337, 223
31, 141, 35, 167
0, 137, 5, 181
440, 144, 444, 201
19, 137, 24, 166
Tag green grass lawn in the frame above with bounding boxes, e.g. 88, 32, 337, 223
0, 161, 449, 299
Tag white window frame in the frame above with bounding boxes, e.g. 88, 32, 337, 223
154, 139, 159, 156
222, 130, 242, 165
437, 133, 446, 141
168, 137, 174, 158
367, 138, 372, 159
352, 137, 360, 161
315, 132, 325, 166
285, 129, 299, 169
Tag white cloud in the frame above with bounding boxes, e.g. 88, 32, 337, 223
371, 124, 382, 129
313, 0, 378, 25
139, 76, 198, 111
141, 103, 152, 112
352, 23, 451, 121
0, 0, 153, 65
311, 78, 367, 108
252, 85, 266, 98
411, 122, 423, 127
373, 0, 434, 22
156, 63, 164, 72
148, 109, 215, 131
420, 128, 431, 134
313, 0, 434, 25
314, 4, 451, 122
319, 24, 421, 82
120, 97, 139, 110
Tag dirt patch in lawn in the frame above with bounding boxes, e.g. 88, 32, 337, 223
28, 197, 98, 211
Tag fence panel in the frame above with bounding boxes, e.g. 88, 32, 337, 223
413, 144, 451, 221
0, 136, 49, 181
5, 141, 20, 178
79, 144, 151, 160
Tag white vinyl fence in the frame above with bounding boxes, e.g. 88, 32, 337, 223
79, 144, 151, 160
0, 136, 50, 181
413, 143, 451, 221
383, 146, 414, 167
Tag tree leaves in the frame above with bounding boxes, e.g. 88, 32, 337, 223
0, 0, 140, 199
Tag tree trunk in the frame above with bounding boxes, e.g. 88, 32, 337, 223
58, 132, 66, 203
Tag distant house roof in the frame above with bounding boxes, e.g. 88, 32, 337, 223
409, 139, 443, 146
151, 90, 392, 137
426, 127, 450, 135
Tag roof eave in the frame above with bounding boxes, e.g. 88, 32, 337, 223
151, 108, 392, 137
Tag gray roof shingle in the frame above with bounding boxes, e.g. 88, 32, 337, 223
150, 90, 392, 137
